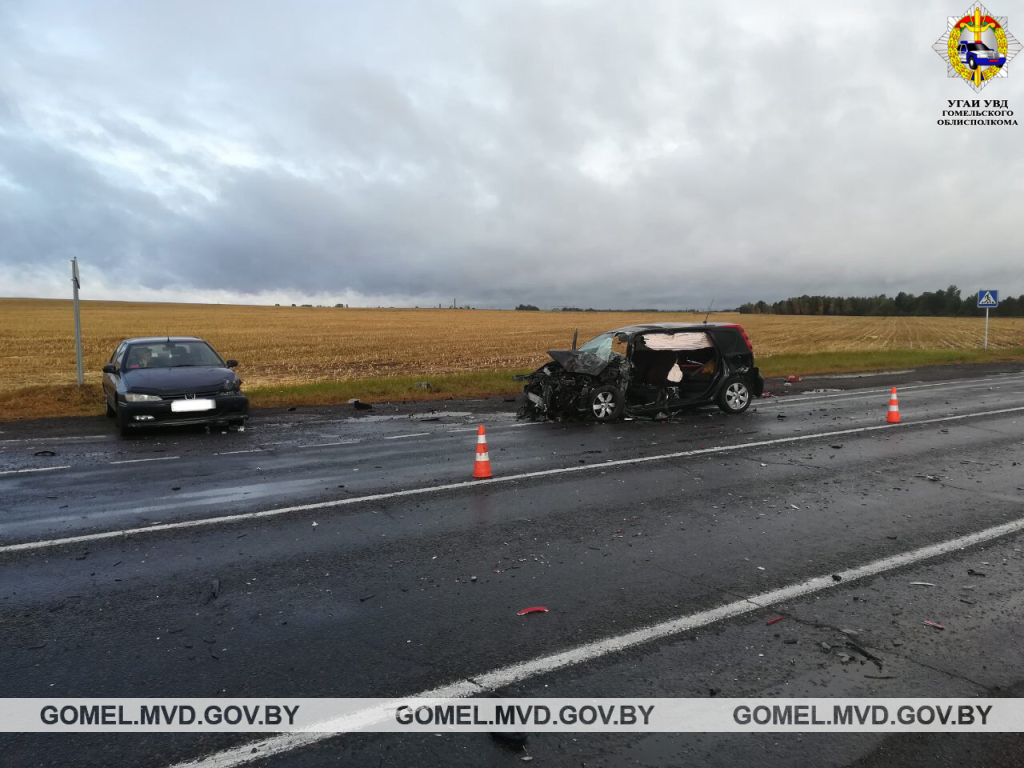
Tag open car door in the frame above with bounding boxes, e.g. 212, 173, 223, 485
626, 330, 722, 408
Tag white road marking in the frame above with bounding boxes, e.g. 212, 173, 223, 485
214, 449, 267, 455
383, 432, 429, 440
108, 456, 181, 465
4, 404, 1024, 555
167, 512, 1024, 768
762, 372, 1024, 407
298, 440, 362, 448
0, 434, 109, 444
0, 465, 71, 477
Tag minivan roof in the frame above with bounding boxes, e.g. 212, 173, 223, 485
607, 322, 742, 335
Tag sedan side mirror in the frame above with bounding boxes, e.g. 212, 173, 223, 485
102, 363, 118, 375
226, 359, 239, 368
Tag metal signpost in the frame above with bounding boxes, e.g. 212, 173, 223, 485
977, 289, 998, 348
72, 258, 84, 386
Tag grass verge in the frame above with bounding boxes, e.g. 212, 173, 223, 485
2, 347, 1023, 422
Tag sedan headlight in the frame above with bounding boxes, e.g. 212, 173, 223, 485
124, 392, 162, 402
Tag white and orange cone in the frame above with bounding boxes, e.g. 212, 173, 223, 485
473, 424, 492, 478
886, 387, 901, 424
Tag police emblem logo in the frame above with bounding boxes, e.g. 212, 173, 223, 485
933, 4, 1022, 91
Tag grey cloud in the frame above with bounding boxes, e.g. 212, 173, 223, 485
1, 0, 1022, 308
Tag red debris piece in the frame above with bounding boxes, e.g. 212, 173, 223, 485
786, 375, 802, 383
517, 606, 549, 616
766, 616, 784, 626
923, 620, 945, 630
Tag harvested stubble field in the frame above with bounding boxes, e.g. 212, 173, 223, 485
2, 298, 1024, 420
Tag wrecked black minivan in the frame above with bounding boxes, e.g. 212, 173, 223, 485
518, 323, 764, 421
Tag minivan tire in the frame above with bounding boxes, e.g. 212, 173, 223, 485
718, 377, 752, 414
588, 385, 624, 422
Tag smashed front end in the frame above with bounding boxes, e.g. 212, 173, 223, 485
517, 349, 629, 421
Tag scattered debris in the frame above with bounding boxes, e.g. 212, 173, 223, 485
846, 641, 883, 668
311, 522, 318, 527
470, 576, 478, 582
349, 399, 373, 411
33, 450, 57, 457
909, 582, 935, 587
832, 574, 843, 582
766, 616, 784, 626
777, 413, 787, 420
830, 444, 843, 450
414, 382, 431, 390
517, 606, 549, 616
820, 642, 832, 651
923, 620, 945, 630
359, 594, 375, 602
864, 675, 898, 680
786, 375, 802, 383
967, 568, 986, 577
204, 579, 220, 604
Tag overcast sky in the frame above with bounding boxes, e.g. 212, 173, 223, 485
1, 0, 1021, 309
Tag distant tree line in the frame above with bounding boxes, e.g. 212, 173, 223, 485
737, 286, 1023, 317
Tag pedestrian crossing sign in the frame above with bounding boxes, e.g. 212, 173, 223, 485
977, 290, 999, 308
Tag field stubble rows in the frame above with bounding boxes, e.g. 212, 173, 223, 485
2, 299, 1023, 393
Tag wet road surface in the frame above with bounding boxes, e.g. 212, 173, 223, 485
2, 367, 1024, 767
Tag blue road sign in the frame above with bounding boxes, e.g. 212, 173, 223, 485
978, 290, 999, 308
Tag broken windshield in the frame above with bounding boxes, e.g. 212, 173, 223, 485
577, 332, 627, 361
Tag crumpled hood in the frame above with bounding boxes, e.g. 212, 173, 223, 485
123, 367, 239, 394
546, 349, 612, 376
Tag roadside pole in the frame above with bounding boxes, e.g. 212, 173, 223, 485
72, 258, 84, 387
977, 289, 998, 350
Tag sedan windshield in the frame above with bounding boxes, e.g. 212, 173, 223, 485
125, 342, 224, 370
962, 42, 993, 51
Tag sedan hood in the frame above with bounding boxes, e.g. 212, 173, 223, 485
123, 367, 238, 394
546, 349, 613, 376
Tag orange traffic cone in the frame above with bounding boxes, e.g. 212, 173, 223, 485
473, 424, 492, 478
886, 387, 901, 424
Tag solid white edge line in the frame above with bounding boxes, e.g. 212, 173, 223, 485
383, 433, 429, 440
762, 372, 1024, 407
0, 466, 71, 477
3, 404, 1024, 555
166, 513, 1024, 768
109, 456, 181, 465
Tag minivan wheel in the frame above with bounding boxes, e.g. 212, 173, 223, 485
588, 385, 624, 422
718, 377, 752, 414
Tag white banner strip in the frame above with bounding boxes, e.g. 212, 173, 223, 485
1, 698, 1014, 733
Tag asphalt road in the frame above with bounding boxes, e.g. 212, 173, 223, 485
2, 366, 1024, 767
